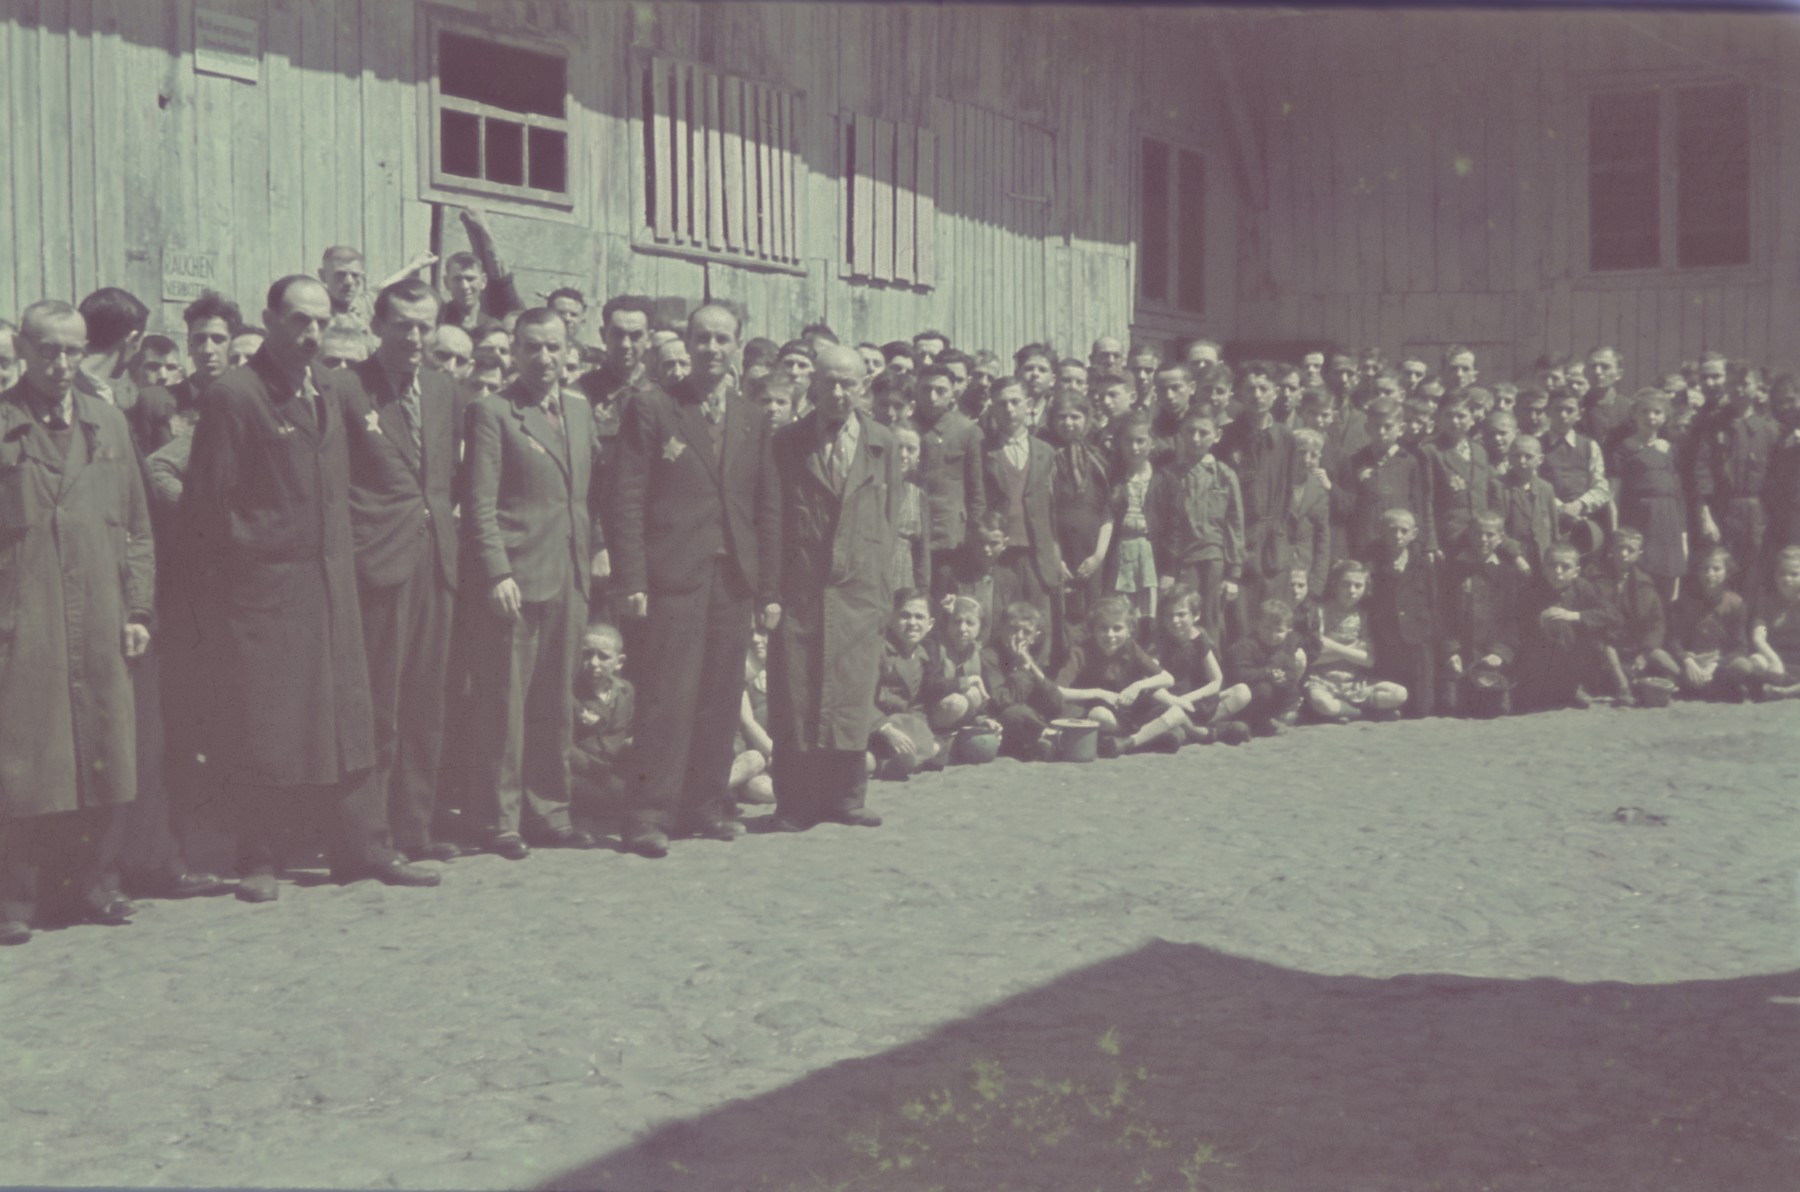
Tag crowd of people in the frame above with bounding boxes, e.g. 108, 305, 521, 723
3, 211, 1799, 946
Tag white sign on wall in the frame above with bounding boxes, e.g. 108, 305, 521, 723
195, 9, 260, 84
163, 251, 222, 303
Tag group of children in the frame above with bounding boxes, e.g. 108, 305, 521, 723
560, 332, 1800, 818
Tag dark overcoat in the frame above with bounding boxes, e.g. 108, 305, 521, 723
180, 350, 374, 786
0, 385, 155, 818
769, 410, 901, 752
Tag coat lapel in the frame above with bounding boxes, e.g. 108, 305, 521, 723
513, 392, 571, 481
800, 412, 836, 497
843, 413, 879, 497
674, 395, 720, 483
57, 396, 97, 497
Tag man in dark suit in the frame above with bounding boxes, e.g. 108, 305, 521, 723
911, 362, 985, 599
329, 279, 467, 876
983, 379, 1068, 660
463, 308, 608, 858
611, 303, 780, 858
180, 276, 382, 903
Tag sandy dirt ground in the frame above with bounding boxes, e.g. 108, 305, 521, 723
2, 701, 1798, 1191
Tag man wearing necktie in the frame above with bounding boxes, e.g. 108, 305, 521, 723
464, 309, 609, 858
330, 279, 468, 881
180, 276, 379, 903
766, 345, 901, 831
611, 303, 781, 858
0, 302, 156, 942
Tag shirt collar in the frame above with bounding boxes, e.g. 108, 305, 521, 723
23, 380, 75, 427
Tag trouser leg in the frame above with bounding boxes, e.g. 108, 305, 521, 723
519, 587, 578, 836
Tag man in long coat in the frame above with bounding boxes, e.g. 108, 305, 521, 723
768, 344, 901, 831
0, 301, 155, 942
181, 276, 379, 903
610, 302, 780, 857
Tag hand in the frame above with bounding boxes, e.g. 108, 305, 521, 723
1269, 668, 1288, 685
590, 549, 611, 580
1312, 466, 1331, 490
761, 603, 782, 632
1058, 559, 1074, 583
1682, 657, 1704, 685
1448, 654, 1465, 676
1075, 554, 1101, 580
623, 591, 648, 619
939, 593, 957, 616
401, 251, 438, 277
490, 577, 523, 619
1009, 628, 1036, 661
881, 723, 918, 758
458, 206, 490, 232
1480, 653, 1504, 670
123, 623, 151, 659
1514, 555, 1532, 575
1698, 509, 1720, 543
1559, 500, 1583, 520
1221, 579, 1239, 602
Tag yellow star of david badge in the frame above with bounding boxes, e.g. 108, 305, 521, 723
663, 436, 686, 462
365, 410, 383, 436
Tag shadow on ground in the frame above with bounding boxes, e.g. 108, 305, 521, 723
541, 941, 1800, 1192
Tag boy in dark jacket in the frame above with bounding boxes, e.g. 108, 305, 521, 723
1222, 599, 1305, 738
570, 624, 635, 828
1367, 509, 1440, 718
1442, 513, 1522, 716
1517, 543, 1623, 711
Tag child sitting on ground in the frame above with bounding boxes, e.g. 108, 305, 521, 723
1224, 598, 1307, 736
868, 590, 946, 780
1442, 513, 1522, 716
1738, 545, 1800, 700
1305, 559, 1409, 723
1666, 546, 1751, 701
569, 623, 635, 831
1153, 584, 1253, 745
1055, 596, 1182, 756
983, 603, 1068, 760
1367, 508, 1440, 717
729, 630, 775, 806
1586, 526, 1677, 704
1517, 542, 1622, 711
928, 596, 993, 735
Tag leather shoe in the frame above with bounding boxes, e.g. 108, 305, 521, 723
767, 815, 811, 833
529, 827, 597, 850
624, 827, 670, 858
84, 895, 135, 926
237, 873, 280, 903
170, 871, 227, 898
823, 808, 882, 828
683, 818, 744, 842
490, 833, 530, 860
362, 858, 441, 888
402, 841, 461, 863
0, 920, 29, 946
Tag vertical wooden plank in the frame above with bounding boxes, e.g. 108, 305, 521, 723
916, 126, 936, 288
1655, 288, 1683, 371
106, 0, 163, 313
0, 14, 18, 314
754, 83, 774, 260
335, 0, 363, 255
358, 0, 400, 289
872, 116, 895, 281
1512, 17, 1541, 296
196, 68, 234, 302
1720, 285, 1748, 360
782, 89, 798, 263
37, 0, 75, 301
1544, 15, 1573, 284
66, 0, 98, 301
1484, 23, 1516, 303
703, 69, 725, 252
298, 0, 336, 267
894, 123, 916, 285
678, 62, 699, 246
1456, 21, 1489, 296
650, 56, 673, 240
1400, 19, 1433, 295
1743, 283, 1769, 374
721, 74, 744, 254
770, 85, 789, 262
265, 0, 305, 280
851, 112, 875, 277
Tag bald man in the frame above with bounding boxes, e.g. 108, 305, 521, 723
611, 303, 780, 858
0, 301, 155, 941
